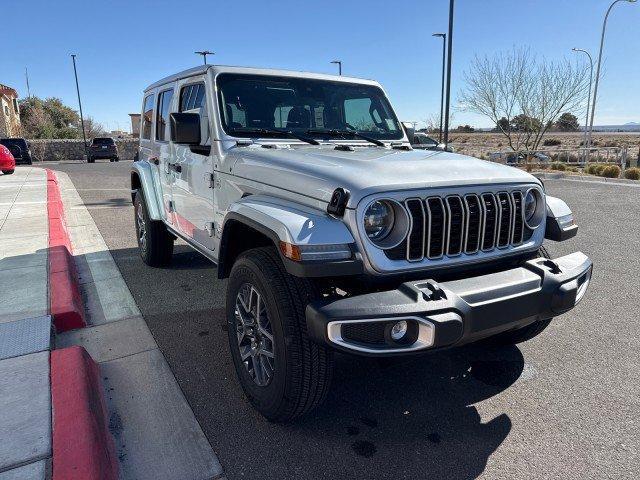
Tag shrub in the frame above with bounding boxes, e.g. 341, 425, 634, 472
543, 138, 562, 146
567, 166, 580, 173
601, 165, 621, 178
551, 162, 566, 171
624, 167, 640, 180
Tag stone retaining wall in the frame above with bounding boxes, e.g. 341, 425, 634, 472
27, 139, 138, 162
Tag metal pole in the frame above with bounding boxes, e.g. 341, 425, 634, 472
71, 54, 88, 160
195, 51, 214, 65
25, 67, 31, 98
443, 0, 455, 147
572, 48, 593, 161
433, 33, 446, 143
331, 60, 342, 75
589, 0, 636, 146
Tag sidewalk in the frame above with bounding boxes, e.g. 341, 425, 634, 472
0, 167, 223, 480
0, 168, 52, 478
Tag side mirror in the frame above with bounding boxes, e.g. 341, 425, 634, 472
402, 123, 415, 144
170, 112, 201, 144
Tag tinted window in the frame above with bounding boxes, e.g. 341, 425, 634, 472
142, 94, 154, 140
92, 138, 114, 145
179, 83, 206, 112
156, 89, 174, 141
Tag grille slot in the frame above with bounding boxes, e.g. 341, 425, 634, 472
405, 199, 426, 261
445, 196, 465, 256
426, 197, 446, 258
384, 189, 529, 262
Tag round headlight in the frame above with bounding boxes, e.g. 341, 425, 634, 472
524, 188, 544, 229
362, 199, 410, 249
364, 200, 395, 241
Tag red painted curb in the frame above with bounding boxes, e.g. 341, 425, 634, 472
51, 346, 118, 480
46, 169, 86, 331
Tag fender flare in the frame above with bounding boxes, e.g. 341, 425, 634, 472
218, 195, 360, 278
130, 161, 162, 221
545, 195, 578, 241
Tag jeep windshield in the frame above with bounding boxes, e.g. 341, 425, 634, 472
217, 73, 403, 142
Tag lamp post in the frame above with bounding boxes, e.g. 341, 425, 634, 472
572, 48, 594, 159
432, 33, 446, 143
330, 60, 342, 75
70, 54, 88, 160
443, 0, 455, 148
589, 0, 636, 142
195, 51, 214, 65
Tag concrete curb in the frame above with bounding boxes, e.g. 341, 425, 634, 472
46, 170, 86, 331
51, 346, 118, 480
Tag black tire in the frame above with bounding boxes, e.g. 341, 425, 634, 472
133, 189, 173, 267
114, 157, 120, 162
482, 245, 553, 346
2, 169, 14, 175
87, 157, 95, 163
226, 247, 334, 422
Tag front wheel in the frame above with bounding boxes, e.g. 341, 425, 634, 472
133, 190, 174, 266
226, 247, 334, 422
2, 169, 14, 175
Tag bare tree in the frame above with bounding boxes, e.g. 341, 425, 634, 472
82, 117, 106, 140
459, 48, 589, 153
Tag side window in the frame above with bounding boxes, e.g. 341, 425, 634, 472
142, 94, 154, 140
179, 83, 206, 112
156, 89, 174, 141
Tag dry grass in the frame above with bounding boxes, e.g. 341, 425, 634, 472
449, 132, 640, 161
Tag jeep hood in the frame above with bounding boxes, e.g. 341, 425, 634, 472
229, 145, 540, 208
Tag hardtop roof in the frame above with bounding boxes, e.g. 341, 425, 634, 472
143, 65, 380, 93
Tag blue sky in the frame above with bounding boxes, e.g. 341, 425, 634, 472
1, 0, 638, 131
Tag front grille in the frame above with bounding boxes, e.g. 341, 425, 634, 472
388, 191, 528, 262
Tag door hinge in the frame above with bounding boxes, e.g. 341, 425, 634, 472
206, 173, 215, 188
205, 222, 215, 237
168, 200, 175, 212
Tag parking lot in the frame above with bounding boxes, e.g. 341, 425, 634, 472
44, 160, 639, 479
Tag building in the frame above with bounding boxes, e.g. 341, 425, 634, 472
0, 84, 21, 137
129, 113, 140, 137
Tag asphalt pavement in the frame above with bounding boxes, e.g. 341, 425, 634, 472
45, 160, 639, 480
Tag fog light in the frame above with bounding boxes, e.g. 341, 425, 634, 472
390, 320, 408, 340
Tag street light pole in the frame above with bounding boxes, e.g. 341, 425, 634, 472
432, 33, 446, 143
443, 0, 455, 148
71, 54, 88, 160
589, 0, 636, 142
195, 51, 214, 65
331, 60, 342, 75
572, 48, 594, 159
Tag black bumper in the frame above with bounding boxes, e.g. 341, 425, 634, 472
306, 252, 592, 356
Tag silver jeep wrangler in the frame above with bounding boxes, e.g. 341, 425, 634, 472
131, 65, 592, 421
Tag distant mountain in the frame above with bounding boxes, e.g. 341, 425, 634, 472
623, 122, 639, 126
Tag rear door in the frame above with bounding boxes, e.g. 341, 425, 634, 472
154, 87, 177, 225
171, 77, 216, 250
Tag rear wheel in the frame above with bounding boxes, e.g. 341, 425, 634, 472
226, 247, 334, 422
2, 169, 14, 175
133, 189, 174, 267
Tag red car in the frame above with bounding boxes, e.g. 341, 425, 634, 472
0, 144, 15, 175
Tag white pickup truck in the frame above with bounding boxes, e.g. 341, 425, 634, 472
131, 65, 592, 421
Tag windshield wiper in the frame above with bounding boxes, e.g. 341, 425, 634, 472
231, 127, 319, 145
306, 128, 385, 147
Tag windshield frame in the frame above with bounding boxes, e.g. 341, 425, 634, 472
215, 73, 404, 142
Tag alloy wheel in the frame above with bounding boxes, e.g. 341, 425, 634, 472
234, 283, 275, 387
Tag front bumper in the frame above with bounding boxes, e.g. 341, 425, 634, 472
306, 252, 592, 356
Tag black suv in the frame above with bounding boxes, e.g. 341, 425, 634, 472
0, 138, 32, 165
88, 137, 119, 163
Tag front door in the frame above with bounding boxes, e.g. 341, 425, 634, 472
171, 78, 216, 251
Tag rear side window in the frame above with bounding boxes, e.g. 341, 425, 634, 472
142, 94, 154, 140
179, 83, 206, 112
156, 89, 174, 141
